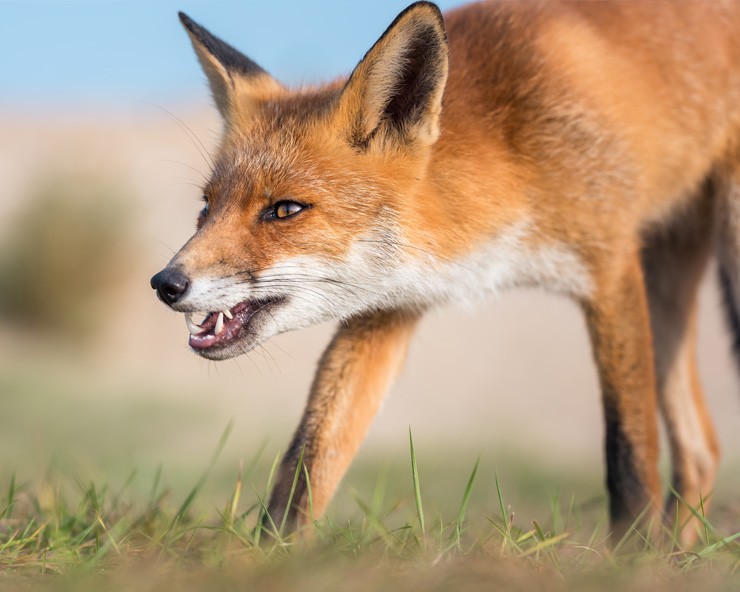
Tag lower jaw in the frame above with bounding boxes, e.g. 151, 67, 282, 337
189, 338, 250, 360
188, 322, 256, 359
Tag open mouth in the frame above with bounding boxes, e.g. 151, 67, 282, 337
185, 298, 282, 351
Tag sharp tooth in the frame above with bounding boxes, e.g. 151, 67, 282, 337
185, 313, 205, 335
215, 312, 224, 335
223, 309, 233, 320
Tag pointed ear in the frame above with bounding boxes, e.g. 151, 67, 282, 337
336, 2, 448, 151
179, 12, 282, 121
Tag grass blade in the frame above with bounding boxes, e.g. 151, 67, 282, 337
698, 531, 740, 557
350, 487, 406, 549
611, 503, 652, 556
242, 437, 268, 486
302, 462, 314, 524
519, 531, 570, 557
668, 485, 721, 540
495, 472, 508, 538
5, 472, 16, 524
454, 456, 480, 547
229, 460, 244, 525
699, 491, 710, 545
409, 428, 425, 538
254, 450, 282, 547
173, 420, 233, 526
279, 446, 305, 536
95, 513, 120, 556
147, 464, 163, 509
253, 487, 282, 546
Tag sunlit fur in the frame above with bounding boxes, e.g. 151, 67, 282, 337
156, 1, 740, 544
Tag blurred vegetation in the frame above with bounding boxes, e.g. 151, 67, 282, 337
0, 173, 132, 342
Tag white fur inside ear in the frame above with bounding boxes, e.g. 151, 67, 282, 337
362, 34, 411, 135
187, 33, 234, 119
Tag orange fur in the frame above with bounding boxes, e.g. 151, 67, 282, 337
152, 2, 740, 543
268, 310, 419, 531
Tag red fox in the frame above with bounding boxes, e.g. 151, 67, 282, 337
151, 1, 740, 544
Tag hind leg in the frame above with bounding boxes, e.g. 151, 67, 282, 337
716, 164, 740, 364
642, 193, 719, 546
582, 252, 663, 541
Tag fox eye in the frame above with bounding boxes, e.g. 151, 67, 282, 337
200, 198, 210, 218
273, 201, 305, 219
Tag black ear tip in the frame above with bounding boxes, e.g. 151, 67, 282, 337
388, 2, 446, 41
178, 11, 197, 32
404, 1, 444, 21
178, 11, 211, 43
409, 1, 442, 13
416, 2, 446, 32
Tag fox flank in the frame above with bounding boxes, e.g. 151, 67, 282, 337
151, 1, 740, 544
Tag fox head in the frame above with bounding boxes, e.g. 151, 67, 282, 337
151, 2, 448, 360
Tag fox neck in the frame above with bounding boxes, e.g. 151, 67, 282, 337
345, 141, 591, 312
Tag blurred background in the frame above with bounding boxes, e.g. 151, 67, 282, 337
1, 0, 739, 523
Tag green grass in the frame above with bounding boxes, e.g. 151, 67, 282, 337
1, 426, 739, 592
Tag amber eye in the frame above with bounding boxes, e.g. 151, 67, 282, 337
273, 201, 305, 219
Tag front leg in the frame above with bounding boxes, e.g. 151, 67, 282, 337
267, 308, 420, 534
583, 254, 662, 541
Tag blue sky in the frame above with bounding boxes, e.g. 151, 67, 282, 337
3, 0, 461, 108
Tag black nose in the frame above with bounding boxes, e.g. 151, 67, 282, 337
150, 268, 190, 306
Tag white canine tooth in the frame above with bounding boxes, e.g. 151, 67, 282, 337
223, 309, 233, 320
185, 313, 205, 335
215, 312, 224, 335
